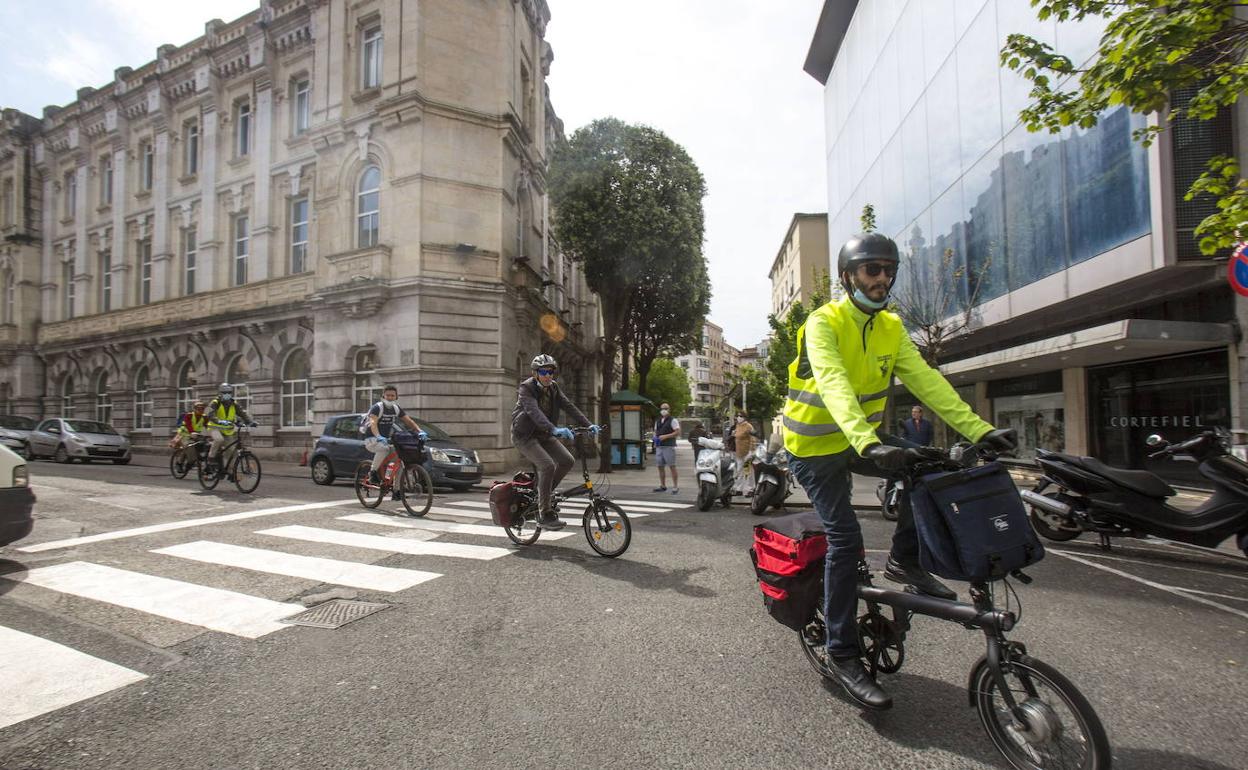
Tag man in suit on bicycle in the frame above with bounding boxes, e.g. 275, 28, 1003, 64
365, 385, 427, 486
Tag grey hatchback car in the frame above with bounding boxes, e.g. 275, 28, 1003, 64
0, 415, 36, 459
310, 414, 483, 491
28, 418, 132, 464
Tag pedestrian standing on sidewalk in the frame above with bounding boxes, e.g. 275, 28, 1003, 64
652, 402, 681, 494
733, 411, 757, 494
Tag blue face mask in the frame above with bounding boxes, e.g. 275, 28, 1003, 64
852, 286, 889, 310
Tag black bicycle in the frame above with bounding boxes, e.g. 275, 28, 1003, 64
505, 427, 631, 557
198, 422, 262, 494
798, 444, 1111, 770
170, 433, 209, 479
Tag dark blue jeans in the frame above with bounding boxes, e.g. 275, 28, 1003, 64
788, 434, 920, 657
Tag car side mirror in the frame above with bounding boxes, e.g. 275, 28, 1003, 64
1145, 434, 1166, 448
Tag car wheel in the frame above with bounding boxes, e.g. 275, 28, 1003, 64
310, 456, 335, 485
54, 445, 73, 464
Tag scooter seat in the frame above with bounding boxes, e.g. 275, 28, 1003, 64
1055, 453, 1176, 498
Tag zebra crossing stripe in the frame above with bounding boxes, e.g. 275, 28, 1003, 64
257, 525, 513, 560
338, 513, 578, 540
608, 499, 694, 509
441, 500, 653, 517
17, 499, 360, 553
152, 541, 441, 592
3, 562, 305, 638
0, 624, 148, 730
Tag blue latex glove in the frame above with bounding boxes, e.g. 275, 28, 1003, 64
374, 435, 389, 444
589, 424, 601, 436
553, 427, 574, 441
417, 430, 429, 441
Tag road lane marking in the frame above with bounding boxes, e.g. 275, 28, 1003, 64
442, 499, 657, 516
152, 541, 441, 592
257, 525, 512, 560
426, 505, 647, 521
17, 500, 360, 553
1170, 587, 1248, 603
1064, 551, 1248, 583
608, 499, 694, 509
1050, 550, 1248, 622
3, 562, 305, 638
0, 625, 148, 730
338, 513, 577, 540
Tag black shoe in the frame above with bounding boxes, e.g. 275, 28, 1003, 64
884, 557, 956, 601
537, 510, 566, 530
828, 655, 892, 710
368, 470, 381, 486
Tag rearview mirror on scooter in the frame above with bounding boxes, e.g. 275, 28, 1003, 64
1145, 434, 1167, 448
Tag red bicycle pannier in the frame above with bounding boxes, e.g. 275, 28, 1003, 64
749, 511, 827, 630
489, 481, 519, 527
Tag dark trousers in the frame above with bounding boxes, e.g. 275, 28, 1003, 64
788, 434, 920, 657
515, 434, 575, 514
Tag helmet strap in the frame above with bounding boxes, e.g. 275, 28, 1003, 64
846, 271, 892, 313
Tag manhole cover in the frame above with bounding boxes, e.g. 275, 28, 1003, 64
281, 599, 390, 629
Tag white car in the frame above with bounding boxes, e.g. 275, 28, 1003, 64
0, 444, 34, 547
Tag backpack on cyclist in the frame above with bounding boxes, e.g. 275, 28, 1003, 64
749, 510, 827, 630
358, 401, 398, 435
909, 461, 1044, 583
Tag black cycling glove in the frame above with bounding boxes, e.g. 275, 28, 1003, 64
862, 443, 909, 471
979, 428, 1018, 452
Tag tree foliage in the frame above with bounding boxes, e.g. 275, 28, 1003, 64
764, 269, 833, 396
725, 364, 783, 426
628, 358, 692, 418
1001, 0, 1248, 253
550, 118, 707, 471
625, 259, 711, 394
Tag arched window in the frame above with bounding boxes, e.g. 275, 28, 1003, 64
356, 165, 380, 248
61, 376, 75, 418
1, 270, 13, 324
281, 348, 313, 427
353, 348, 381, 412
176, 362, 195, 417
133, 366, 152, 429
95, 372, 111, 424
225, 356, 251, 413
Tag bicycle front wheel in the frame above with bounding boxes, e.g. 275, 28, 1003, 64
198, 460, 221, 490
970, 654, 1111, 770
354, 461, 384, 508
400, 464, 433, 517
583, 499, 630, 558
170, 449, 191, 479
234, 452, 262, 493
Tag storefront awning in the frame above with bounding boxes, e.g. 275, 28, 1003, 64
940, 319, 1234, 385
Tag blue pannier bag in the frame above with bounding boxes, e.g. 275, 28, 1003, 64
909, 461, 1044, 582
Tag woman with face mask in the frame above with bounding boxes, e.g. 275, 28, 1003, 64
733, 412, 757, 494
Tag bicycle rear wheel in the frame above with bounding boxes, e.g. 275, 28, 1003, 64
354, 461, 384, 508
970, 654, 1111, 770
400, 464, 433, 517
583, 499, 630, 557
505, 504, 541, 546
234, 452, 262, 493
798, 608, 835, 680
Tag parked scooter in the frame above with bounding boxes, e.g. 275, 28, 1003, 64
694, 436, 736, 511
874, 478, 901, 522
1020, 429, 1248, 558
750, 443, 793, 515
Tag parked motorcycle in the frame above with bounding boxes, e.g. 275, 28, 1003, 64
750, 443, 793, 515
694, 436, 736, 511
874, 477, 901, 522
1020, 429, 1248, 558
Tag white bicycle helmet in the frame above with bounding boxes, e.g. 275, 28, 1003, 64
531, 354, 558, 371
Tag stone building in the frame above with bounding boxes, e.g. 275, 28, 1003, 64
768, 212, 830, 320
0, 0, 601, 471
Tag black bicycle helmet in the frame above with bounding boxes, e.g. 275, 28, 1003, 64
836, 232, 900, 276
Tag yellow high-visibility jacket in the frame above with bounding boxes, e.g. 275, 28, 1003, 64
783, 297, 992, 458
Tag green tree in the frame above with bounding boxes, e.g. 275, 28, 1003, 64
1001, 0, 1248, 254
550, 118, 707, 471
725, 364, 783, 427
626, 261, 711, 394
628, 358, 691, 417
765, 269, 832, 395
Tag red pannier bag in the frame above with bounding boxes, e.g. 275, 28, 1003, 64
749, 511, 827, 630
489, 471, 536, 528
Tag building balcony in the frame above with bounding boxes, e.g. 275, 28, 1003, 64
38, 273, 317, 345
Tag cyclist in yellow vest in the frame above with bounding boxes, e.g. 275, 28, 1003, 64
205, 383, 256, 471
783, 232, 1016, 710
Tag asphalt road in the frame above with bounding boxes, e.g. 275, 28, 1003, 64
0, 455, 1245, 769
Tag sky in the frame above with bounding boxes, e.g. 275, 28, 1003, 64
0, 0, 830, 351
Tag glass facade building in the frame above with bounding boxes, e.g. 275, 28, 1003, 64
806, 0, 1245, 486
823, 0, 1150, 304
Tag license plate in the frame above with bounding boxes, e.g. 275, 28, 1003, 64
461, 464, 477, 474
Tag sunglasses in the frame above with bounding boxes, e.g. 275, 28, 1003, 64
860, 263, 897, 278
536, 368, 557, 376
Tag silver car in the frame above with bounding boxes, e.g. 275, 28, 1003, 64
28, 418, 132, 465
0, 415, 35, 460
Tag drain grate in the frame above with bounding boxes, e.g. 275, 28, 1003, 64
281, 599, 391, 629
